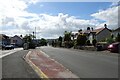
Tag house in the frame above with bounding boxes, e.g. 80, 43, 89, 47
11, 35, 23, 47
0, 34, 10, 45
72, 24, 112, 44
112, 27, 120, 37
86, 25, 111, 43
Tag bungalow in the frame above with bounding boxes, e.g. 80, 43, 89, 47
11, 35, 23, 47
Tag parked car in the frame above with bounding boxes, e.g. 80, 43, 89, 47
108, 42, 120, 53
5, 44, 14, 50
2, 44, 6, 50
0, 44, 6, 50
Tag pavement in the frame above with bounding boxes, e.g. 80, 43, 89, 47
25, 49, 79, 79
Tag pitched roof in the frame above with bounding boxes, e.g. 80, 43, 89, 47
91, 28, 105, 34
0, 34, 9, 39
11, 35, 23, 39
114, 27, 120, 32
83, 27, 112, 35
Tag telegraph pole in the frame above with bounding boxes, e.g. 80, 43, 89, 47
35, 27, 36, 39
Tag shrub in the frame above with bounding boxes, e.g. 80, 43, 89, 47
77, 34, 87, 46
115, 33, 120, 42
92, 39, 97, 46
86, 40, 91, 46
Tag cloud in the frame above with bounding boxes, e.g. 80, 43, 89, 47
91, 6, 119, 29
110, 2, 120, 7
0, 0, 119, 39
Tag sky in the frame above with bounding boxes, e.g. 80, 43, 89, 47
0, 0, 119, 39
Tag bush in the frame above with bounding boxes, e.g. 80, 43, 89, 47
115, 33, 120, 42
86, 40, 91, 46
92, 39, 97, 46
106, 37, 114, 44
29, 42, 36, 49
64, 41, 74, 48
77, 34, 87, 46
106, 34, 114, 44
40, 38, 47, 46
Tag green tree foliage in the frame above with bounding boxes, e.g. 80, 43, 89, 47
58, 36, 62, 47
115, 33, 120, 42
52, 40, 55, 47
64, 31, 72, 48
23, 34, 32, 43
40, 38, 47, 46
92, 39, 97, 46
23, 34, 36, 49
77, 34, 87, 46
86, 40, 91, 46
58, 36, 62, 42
106, 34, 114, 44
64, 31, 71, 42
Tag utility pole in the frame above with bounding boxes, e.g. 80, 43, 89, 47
33, 32, 34, 40
35, 27, 36, 39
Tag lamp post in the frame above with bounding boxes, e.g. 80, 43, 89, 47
33, 31, 34, 40
35, 27, 36, 39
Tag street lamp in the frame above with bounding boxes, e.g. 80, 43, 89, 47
33, 31, 34, 40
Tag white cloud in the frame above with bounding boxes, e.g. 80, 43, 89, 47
91, 6, 119, 29
110, 2, 119, 7
0, 0, 119, 39
22, 0, 40, 4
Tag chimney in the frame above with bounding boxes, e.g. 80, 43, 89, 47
87, 27, 90, 30
20, 35, 22, 37
104, 24, 107, 28
91, 27, 93, 31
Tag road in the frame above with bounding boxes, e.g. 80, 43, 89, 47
0, 48, 23, 58
2, 49, 39, 79
39, 46, 118, 78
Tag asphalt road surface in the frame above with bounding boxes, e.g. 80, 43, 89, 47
39, 46, 118, 78
0, 48, 23, 58
2, 50, 39, 79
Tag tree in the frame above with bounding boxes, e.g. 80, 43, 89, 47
58, 36, 62, 42
115, 33, 120, 42
52, 40, 55, 47
92, 39, 97, 46
64, 31, 72, 48
23, 34, 32, 43
58, 36, 62, 47
86, 40, 91, 46
77, 34, 87, 46
106, 34, 114, 44
40, 38, 47, 46
23, 34, 36, 49
64, 31, 71, 42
